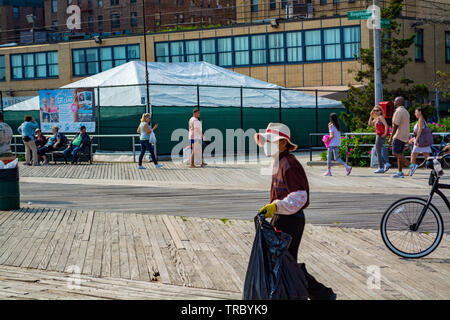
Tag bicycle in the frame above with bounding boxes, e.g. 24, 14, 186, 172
417, 133, 450, 169
380, 157, 449, 258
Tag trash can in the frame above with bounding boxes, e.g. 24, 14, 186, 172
0, 166, 20, 210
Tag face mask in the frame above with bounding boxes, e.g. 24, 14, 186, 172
263, 141, 279, 157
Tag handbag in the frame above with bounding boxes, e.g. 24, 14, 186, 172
149, 131, 157, 144
414, 126, 433, 147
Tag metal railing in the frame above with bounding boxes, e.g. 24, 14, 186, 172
309, 132, 450, 163
11, 134, 157, 163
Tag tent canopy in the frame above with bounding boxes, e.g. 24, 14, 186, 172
5, 61, 343, 111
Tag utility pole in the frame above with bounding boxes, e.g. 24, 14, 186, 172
142, 0, 151, 115
373, 0, 383, 105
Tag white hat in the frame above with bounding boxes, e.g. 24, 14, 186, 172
254, 123, 298, 151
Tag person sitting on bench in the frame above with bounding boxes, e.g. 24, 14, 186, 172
63, 126, 90, 164
37, 126, 62, 165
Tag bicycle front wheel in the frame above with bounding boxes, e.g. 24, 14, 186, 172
380, 197, 444, 258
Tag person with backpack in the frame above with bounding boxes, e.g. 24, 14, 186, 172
17, 115, 40, 166
324, 113, 352, 176
37, 125, 62, 165
255, 122, 336, 300
407, 107, 433, 176
368, 105, 391, 173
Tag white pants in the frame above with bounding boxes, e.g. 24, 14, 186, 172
24, 140, 38, 165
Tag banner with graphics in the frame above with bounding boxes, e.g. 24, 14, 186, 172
39, 88, 95, 133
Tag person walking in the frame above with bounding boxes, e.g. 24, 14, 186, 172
0, 112, 13, 159
388, 97, 410, 178
368, 105, 391, 173
136, 113, 163, 170
255, 123, 336, 300
17, 115, 39, 166
188, 108, 207, 168
407, 107, 432, 176
324, 113, 351, 176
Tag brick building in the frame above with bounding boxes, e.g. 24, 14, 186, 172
0, 0, 45, 45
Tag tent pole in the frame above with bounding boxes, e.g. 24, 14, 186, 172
315, 89, 319, 146
142, 0, 150, 115
97, 86, 101, 150
240, 86, 243, 129
197, 85, 200, 110
279, 88, 282, 123
0, 90, 3, 113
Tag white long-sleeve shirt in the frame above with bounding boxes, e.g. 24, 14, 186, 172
273, 190, 308, 215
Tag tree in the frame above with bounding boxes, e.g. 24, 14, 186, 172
341, 0, 429, 130
433, 70, 450, 99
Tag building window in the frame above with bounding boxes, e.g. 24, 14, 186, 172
324, 28, 341, 60
13, 7, 19, 19
88, 16, 94, 30
251, 0, 258, 12
111, 14, 120, 28
170, 42, 185, 62
415, 29, 424, 62
282, 0, 288, 9
111, 0, 119, 5
52, 0, 57, 13
98, 0, 103, 7
73, 44, 140, 76
11, 51, 58, 80
320, 0, 327, 4
305, 30, 322, 61
286, 31, 302, 62
343, 26, 360, 59
98, 15, 103, 31
186, 40, 200, 62
251, 35, 266, 65
269, 33, 284, 63
201, 39, 216, 64
131, 12, 138, 27
234, 36, 249, 66
52, 21, 58, 30
155, 43, 170, 62
0, 56, 5, 81
270, 0, 276, 10
218, 37, 233, 66
446, 32, 450, 63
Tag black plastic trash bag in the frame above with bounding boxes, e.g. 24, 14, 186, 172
243, 213, 309, 300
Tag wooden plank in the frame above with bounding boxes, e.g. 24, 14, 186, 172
161, 215, 185, 249
142, 214, 170, 284
65, 211, 88, 272
82, 211, 95, 241
92, 212, 105, 278
128, 214, 150, 281
134, 213, 158, 281
47, 210, 76, 271
117, 212, 130, 279
101, 211, 112, 278
109, 212, 121, 279
82, 211, 99, 275
123, 213, 140, 281
55, 210, 84, 273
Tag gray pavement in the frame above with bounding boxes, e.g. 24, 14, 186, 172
20, 182, 450, 231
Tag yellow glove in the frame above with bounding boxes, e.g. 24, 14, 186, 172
259, 203, 277, 219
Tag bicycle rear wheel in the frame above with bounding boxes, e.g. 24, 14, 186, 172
380, 197, 444, 258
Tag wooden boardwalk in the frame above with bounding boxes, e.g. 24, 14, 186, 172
1, 208, 449, 300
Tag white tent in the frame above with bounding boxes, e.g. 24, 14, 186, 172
5, 61, 343, 111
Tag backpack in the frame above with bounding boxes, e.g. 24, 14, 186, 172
58, 133, 68, 148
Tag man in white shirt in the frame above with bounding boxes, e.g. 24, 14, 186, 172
0, 113, 13, 159
188, 108, 207, 168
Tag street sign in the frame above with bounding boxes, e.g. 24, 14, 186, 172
347, 10, 372, 20
381, 18, 391, 28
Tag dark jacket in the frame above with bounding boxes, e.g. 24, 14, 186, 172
70, 132, 90, 149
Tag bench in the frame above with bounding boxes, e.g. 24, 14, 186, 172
51, 138, 94, 164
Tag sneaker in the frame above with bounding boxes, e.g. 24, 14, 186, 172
138, 166, 146, 170
392, 172, 404, 178
374, 168, 385, 173
384, 163, 391, 173
409, 164, 418, 176
346, 166, 352, 176
323, 171, 332, 176
155, 164, 164, 169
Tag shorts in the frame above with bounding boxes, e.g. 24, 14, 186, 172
392, 138, 406, 155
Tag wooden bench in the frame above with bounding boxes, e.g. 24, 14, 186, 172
51, 137, 94, 164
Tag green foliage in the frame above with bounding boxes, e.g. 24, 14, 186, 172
341, 0, 430, 131
433, 70, 450, 99
16, 154, 25, 162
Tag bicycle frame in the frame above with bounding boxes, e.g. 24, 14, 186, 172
412, 172, 450, 231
